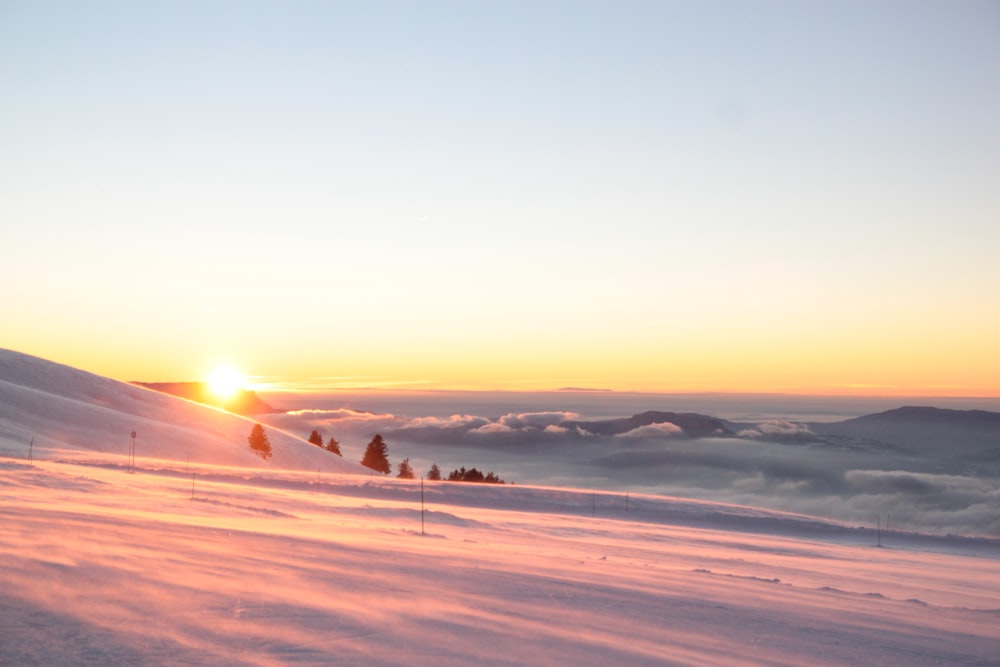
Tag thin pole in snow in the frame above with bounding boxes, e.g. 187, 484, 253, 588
28, 436, 33, 463
129, 430, 137, 473
421, 477, 425, 536
876, 515, 881, 547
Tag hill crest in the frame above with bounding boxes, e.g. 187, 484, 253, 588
0, 348, 362, 473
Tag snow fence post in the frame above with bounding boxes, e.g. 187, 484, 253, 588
129, 430, 137, 473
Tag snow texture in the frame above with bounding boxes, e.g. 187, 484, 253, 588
2, 348, 999, 666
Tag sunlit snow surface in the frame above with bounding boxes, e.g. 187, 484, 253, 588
2, 458, 999, 666
2, 349, 999, 665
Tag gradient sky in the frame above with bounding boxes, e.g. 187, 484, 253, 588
2, 0, 998, 395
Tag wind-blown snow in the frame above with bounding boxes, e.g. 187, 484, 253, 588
2, 460, 998, 666
2, 348, 999, 665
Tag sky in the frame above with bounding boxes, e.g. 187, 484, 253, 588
2, 0, 999, 396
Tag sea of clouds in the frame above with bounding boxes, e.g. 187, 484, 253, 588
258, 392, 1000, 538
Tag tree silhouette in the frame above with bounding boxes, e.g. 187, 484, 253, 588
360, 434, 391, 474
248, 423, 272, 460
308, 430, 323, 447
326, 436, 342, 456
397, 458, 415, 479
446, 466, 504, 484
427, 463, 442, 481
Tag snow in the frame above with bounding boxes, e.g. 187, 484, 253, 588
2, 348, 999, 665
0, 349, 362, 473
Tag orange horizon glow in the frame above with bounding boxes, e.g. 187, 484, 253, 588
6, 342, 999, 400
246, 378, 1000, 399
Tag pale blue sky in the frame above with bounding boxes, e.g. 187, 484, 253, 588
2, 1, 998, 393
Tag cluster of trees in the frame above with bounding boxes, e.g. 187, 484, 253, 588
354, 434, 416, 481
425, 462, 504, 483
248, 427, 505, 484
444, 467, 505, 484
250, 424, 344, 460
308, 429, 341, 455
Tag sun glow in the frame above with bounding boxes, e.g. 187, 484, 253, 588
206, 366, 245, 401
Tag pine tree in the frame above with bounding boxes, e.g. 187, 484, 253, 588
397, 458, 414, 479
308, 430, 324, 447
427, 463, 442, 481
360, 434, 391, 474
326, 436, 342, 456
248, 423, 272, 460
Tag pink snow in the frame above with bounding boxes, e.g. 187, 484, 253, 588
1, 348, 998, 665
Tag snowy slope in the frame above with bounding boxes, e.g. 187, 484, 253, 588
0, 348, 364, 473
1, 458, 998, 666
1, 349, 999, 665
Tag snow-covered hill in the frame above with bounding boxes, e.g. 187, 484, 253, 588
1, 458, 998, 666
2, 349, 999, 665
0, 348, 363, 473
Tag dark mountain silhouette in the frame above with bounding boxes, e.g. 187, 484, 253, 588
809, 406, 1000, 457
133, 382, 276, 415
565, 411, 733, 438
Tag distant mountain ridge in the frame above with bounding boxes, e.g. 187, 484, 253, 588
133, 382, 276, 415
830, 405, 1000, 428
565, 406, 999, 461
809, 406, 1000, 457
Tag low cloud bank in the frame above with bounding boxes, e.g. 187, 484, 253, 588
268, 408, 709, 449
737, 420, 818, 443
620, 422, 685, 439
263, 406, 1000, 537
588, 442, 1000, 536
267, 408, 408, 439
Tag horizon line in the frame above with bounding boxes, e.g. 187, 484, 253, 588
244, 382, 1000, 401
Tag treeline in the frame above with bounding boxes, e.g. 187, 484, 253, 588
443, 467, 505, 484
250, 426, 506, 484
308, 429, 341, 455
310, 429, 507, 483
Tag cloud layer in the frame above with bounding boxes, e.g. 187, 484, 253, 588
263, 403, 1000, 537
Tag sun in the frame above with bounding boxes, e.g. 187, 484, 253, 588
206, 366, 245, 401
